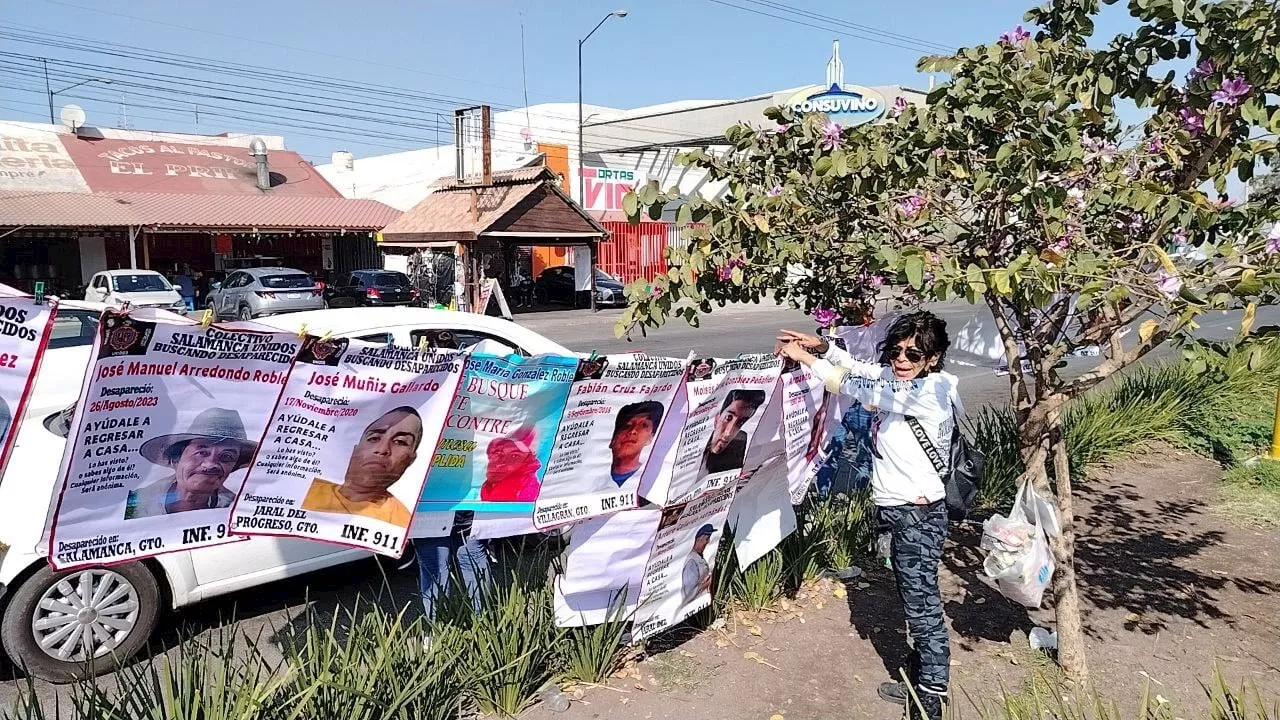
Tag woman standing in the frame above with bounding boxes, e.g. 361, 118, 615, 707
778, 311, 959, 720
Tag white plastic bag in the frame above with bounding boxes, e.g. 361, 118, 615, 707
990, 481, 1055, 607
996, 522, 1054, 607
980, 481, 1056, 606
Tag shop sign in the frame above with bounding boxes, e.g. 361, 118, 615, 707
0, 125, 89, 193
582, 166, 642, 212
784, 84, 886, 127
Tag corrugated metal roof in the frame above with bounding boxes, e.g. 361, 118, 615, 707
431, 166, 554, 190
0, 191, 400, 230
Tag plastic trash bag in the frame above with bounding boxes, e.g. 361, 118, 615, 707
982, 481, 1056, 607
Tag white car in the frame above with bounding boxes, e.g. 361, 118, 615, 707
0, 305, 572, 681
84, 270, 186, 312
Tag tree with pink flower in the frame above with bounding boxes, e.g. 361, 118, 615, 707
623, 0, 1280, 685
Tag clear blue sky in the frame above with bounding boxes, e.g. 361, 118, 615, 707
0, 0, 1141, 163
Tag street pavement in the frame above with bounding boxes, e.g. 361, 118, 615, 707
3, 299, 1273, 709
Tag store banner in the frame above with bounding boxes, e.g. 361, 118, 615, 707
0, 284, 57, 483
553, 504, 663, 628
729, 455, 797, 569
533, 355, 686, 529
230, 338, 464, 557
417, 352, 577, 513
46, 311, 301, 569
631, 485, 735, 641
779, 359, 830, 503
641, 355, 782, 506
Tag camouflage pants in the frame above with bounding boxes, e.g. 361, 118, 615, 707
880, 501, 950, 699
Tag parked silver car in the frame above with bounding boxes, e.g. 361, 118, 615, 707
206, 267, 324, 320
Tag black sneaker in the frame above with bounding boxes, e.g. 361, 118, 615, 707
878, 681, 908, 706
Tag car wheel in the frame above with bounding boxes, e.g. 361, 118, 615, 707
238, 305, 253, 321
1, 563, 160, 683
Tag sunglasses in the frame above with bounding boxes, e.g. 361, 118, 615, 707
889, 346, 926, 363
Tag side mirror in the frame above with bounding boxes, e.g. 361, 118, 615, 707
210, 282, 222, 291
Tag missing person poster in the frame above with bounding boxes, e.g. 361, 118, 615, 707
729, 455, 797, 569
0, 284, 56, 483
47, 311, 301, 569
779, 359, 830, 503
417, 352, 577, 513
642, 355, 781, 507
533, 355, 685, 529
230, 338, 464, 557
631, 485, 735, 642
553, 503, 663, 627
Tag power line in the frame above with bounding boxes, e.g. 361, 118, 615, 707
705, 0, 948, 55
0, 22, 725, 144
730, 0, 953, 54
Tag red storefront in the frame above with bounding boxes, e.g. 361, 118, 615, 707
0, 125, 398, 295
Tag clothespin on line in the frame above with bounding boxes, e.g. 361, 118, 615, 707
297, 323, 308, 340
587, 349, 599, 362
319, 330, 332, 342
199, 309, 214, 330
417, 334, 431, 360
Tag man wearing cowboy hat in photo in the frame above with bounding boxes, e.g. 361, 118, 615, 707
125, 407, 258, 520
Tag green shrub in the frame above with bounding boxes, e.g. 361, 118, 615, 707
464, 566, 563, 717
556, 592, 632, 685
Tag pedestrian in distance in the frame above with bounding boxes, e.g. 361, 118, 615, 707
777, 311, 961, 720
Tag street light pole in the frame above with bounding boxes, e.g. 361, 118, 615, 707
577, 9, 628, 206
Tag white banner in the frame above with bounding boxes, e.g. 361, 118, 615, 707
230, 338, 464, 557
0, 284, 56, 482
47, 311, 301, 569
631, 485, 735, 641
729, 455, 796, 569
534, 355, 685, 529
779, 360, 829, 503
642, 355, 781, 506
553, 504, 663, 627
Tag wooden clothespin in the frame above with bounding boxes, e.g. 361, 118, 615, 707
319, 330, 332, 343
417, 334, 431, 360
199, 309, 214, 330
297, 323, 308, 340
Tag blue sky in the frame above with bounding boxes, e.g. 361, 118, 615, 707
0, 0, 1141, 163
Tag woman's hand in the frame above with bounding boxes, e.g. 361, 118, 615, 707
778, 340, 817, 366
777, 329, 829, 355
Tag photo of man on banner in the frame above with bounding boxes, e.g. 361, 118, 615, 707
302, 406, 422, 526
126, 407, 257, 519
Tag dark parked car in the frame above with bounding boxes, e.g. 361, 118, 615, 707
324, 270, 420, 308
535, 266, 625, 308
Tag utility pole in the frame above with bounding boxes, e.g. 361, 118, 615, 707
43, 58, 53, 123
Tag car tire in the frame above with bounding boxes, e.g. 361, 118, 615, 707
1, 563, 161, 683
238, 305, 253, 321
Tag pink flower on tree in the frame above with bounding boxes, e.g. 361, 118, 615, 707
820, 121, 844, 150
1267, 225, 1280, 255
1156, 270, 1183, 298
931, 147, 946, 157
1187, 58, 1216, 81
1211, 76, 1251, 106
1179, 107, 1205, 136
767, 184, 784, 197
812, 307, 838, 328
1148, 136, 1164, 153
867, 274, 885, 288
892, 96, 908, 115
897, 191, 928, 219
999, 25, 1031, 46
717, 266, 733, 281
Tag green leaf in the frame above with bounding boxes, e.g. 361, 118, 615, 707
676, 204, 692, 225
904, 256, 924, 289
814, 156, 833, 176
622, 191, 639, 220
995, 142, 1015, 166
731, 267, 744, 286
879, 246, 901, 267
1098, 75, 1114, 95
991, 269, 1012, 295
637, 181, 659, 206
648, 202, 664, 221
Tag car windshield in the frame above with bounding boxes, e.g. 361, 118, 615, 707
368, 272, 410, 287
111, 274, 172, 292
595, 269, 619, 282
260, 274, 314, 289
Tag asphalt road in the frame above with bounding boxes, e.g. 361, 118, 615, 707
4, 299, 1274, 711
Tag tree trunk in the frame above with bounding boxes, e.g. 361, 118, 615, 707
1017, 400, 1090, 686
1047, 406, 1089, 686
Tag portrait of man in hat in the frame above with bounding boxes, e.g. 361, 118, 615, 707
125, 407, 258, 520
680, 523, 716, 605
302, 406, 419, 527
